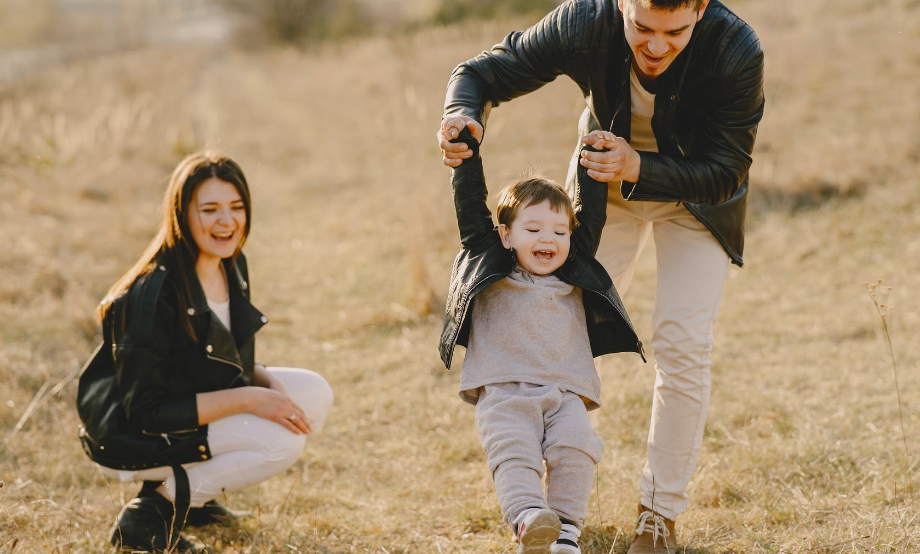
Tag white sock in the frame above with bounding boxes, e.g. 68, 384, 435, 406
558, 523, 580, 543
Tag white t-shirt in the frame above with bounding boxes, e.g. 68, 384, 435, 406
207, 298, 232, 331
629, 66, 659, 154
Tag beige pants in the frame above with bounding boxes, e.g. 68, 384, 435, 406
475, 383, 604, 530
596, 190, 730, 520
101, 368, 333, 507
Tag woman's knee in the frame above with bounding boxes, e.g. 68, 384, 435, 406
269, 368, 334, 430
269, 431, 307, 464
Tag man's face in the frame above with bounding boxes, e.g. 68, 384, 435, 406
619, 0, 709, 80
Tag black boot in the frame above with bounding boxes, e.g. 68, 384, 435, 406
138, 481, 248, 528
185, 499, 251, 527
138, 480, 163, 498
110, 494, 207, 553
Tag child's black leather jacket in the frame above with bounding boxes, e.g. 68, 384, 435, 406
439, 129, 645, 368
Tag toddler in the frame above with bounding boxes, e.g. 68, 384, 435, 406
439, 124, 644, 554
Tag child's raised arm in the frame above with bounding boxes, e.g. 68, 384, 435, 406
572, 130, 617, 256
449, 126, 495, 249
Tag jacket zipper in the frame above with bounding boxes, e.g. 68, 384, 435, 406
141, 429, 199, 443
206, 352, 245, 384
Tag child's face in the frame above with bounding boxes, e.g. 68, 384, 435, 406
498, 200, 572, 275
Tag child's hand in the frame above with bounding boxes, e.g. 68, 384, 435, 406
579, 130, 641, 183
438, 116, 484, 168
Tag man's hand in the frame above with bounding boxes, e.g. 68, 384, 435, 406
438, 116, 484, 167
580, 131, 641, 183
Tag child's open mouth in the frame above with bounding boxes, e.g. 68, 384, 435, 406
533, 250, 555, 262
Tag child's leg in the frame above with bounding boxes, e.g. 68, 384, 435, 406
543, 390, 604, 530
476, 383, 556, 528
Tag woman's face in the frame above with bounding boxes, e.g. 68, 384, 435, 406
187, 177, 247, 264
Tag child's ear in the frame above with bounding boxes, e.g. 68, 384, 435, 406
498, 224, 512, 249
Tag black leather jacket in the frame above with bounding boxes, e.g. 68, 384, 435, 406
444, 0, 765, 266
78, 253, 267, 469
439, 129, 644, 368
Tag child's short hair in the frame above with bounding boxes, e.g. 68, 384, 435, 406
496, 177, 577, 230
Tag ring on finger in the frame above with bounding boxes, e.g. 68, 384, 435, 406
288, 413, 297, 421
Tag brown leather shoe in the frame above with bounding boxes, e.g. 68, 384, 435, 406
625, 504, 676, 554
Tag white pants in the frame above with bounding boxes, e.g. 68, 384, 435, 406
596, 191, 730, 520
101, 367, 334, 507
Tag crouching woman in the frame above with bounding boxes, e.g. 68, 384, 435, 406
77, 151, 333, 553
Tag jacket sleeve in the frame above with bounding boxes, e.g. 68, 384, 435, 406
114, 279, 200, 435
450, 128, 496, 249
443, 0, 605, 131
571, 143, 609, 256
623, 41, 765, 204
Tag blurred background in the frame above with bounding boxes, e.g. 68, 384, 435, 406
1, 1, 919, 552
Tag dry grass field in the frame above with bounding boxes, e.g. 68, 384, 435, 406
2, 0, 920, 552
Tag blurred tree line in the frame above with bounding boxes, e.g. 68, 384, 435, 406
431, 0, 564, 26
219, 0, 565, 46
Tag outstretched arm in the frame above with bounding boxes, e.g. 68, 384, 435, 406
439, 1, 607, 167
448, 125, 496, 249
572, 130, 617, 256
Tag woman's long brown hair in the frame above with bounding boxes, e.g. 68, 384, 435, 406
97, 151, 252, 340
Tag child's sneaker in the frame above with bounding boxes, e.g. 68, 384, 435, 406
550, 521, 581, 554
515, 509, 561, 554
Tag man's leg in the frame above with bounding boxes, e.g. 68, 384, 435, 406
593, 192, 652, 296
639, 209, 730, 520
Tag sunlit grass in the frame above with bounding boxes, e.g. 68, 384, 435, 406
1, 0, 919, 552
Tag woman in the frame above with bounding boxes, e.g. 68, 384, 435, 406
77, 151, 333, 553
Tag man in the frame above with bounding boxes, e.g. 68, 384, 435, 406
437, 0, 764, 552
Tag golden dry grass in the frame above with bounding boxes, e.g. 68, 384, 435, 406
1, 0, 919, 552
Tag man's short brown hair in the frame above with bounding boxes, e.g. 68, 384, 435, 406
496, 177, 577, 231
633, 0, 704, 11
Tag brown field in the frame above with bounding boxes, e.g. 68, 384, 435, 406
2, 0, 919, 552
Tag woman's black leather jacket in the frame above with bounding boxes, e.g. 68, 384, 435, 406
78, 253, 267, 469
439, 129, 645, 368
443, 0, 765, 266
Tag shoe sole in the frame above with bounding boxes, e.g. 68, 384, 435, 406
519, 511, 561, 554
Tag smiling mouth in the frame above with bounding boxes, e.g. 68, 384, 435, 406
533, 250, 555, 263
643, 51, 667, 65
212, 231, 235, 243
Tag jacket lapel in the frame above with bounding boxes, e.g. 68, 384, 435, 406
188, 260, 265, 370
226, 261, 267, 349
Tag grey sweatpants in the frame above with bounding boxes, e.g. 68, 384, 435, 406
475, 383, 604, 530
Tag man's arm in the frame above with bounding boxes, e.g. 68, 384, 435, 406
439, 0, 610, 166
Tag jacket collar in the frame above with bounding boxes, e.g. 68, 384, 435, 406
187, 257, 267, 366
